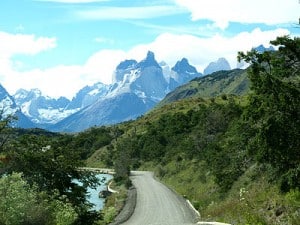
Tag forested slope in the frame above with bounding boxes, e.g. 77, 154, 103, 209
91, 36, 299, 225
158, 68, 249, 106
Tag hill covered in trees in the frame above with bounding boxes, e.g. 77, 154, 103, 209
89, 36, 299, 224
158, 68, 249, 106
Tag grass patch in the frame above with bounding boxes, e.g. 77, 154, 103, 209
85, 146, 113, 168
97, 181, 128, 225
153, 161, 300, 225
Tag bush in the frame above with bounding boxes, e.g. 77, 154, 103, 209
0, 173, 78, 225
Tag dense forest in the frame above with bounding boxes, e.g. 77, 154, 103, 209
0, 36, 299, 225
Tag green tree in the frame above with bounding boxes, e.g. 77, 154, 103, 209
238, 36, 300, 191
7, 134, 100, 219
0, 173, 78, 225
114, 138, 132, 185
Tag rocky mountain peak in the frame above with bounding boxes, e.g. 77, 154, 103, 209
203, 57, 231, 75
172, 58, 198, 74
136, 51, 160, 69
116, 59, 137, 70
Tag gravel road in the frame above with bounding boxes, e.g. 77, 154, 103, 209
120, 171, 198, 225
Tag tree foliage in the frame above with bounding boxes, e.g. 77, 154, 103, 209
238, 36, 300, 191
1, 130, 101, 224
0, 173, 78, 225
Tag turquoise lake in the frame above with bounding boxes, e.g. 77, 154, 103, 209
86, 174, 113, 211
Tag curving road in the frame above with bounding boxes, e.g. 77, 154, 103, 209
121, 171, 198, 225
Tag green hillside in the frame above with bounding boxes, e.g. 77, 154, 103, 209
159, 68, 249, 106
88, 36, 299, 225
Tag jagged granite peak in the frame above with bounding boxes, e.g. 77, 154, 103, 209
136, 51, 160, 69
168, 58, 201, 90
237, 45, 275, 69
203, 57, 231, 75
130, 52, 167, 100
110, 50, 167, 100
172, 58, 198, 74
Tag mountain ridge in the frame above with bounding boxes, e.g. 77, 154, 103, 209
7, 51, 249, 132
158, 68, 249, 107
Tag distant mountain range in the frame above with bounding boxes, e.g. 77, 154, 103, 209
13, 82, 109, 128
49, 51, 202, 132
1, 45, 271, 132
3, 51, 203, 132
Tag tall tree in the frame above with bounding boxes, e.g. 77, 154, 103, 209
238, 36, 300, 191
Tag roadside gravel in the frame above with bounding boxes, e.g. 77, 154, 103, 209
109, 186, 137, 225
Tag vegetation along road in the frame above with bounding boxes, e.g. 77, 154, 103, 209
121, 171, 198, 225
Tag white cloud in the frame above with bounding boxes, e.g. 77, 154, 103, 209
0, 28, 290, 99
0, 32, 56, 58
84, 49, 126, 84
0, 31, 126, 99
126, 28, 290, 72
175, 0, 300, 29
76, 5, 185, 20
2, 66, 84, 100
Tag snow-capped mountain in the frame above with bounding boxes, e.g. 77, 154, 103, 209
66, 82, 109, 110
0, 85, 35, 128
13, 82, 109, 126
50, 51, 165, 131
50, 51, 202, 132
13, 89, 75, 125
12, 51, 238, 132
203, 57, 231, 75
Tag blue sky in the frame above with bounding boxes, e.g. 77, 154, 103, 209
0, 0, 299, 99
